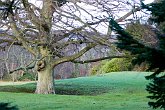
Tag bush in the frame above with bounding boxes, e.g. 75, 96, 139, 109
18, 73, 36, 81
101, 58, 133, 73
90, 58, 133, 75
94, 58, 133, 74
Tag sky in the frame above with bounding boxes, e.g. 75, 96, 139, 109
144, 0, 154, 4
28, 0, 155, 34
29, 0, 155, 7
1, 0, 154, 4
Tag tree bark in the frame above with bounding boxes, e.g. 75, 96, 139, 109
35, 64, 55, 94
35, 46, 55, 94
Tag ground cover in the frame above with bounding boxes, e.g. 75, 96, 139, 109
0, 72, 160, 110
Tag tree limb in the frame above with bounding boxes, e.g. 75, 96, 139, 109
72, 55, 130, 64
116, 7, 141, 22
51, 43, 97, 67
9, 15, 36, 55
9, 61, 36, 74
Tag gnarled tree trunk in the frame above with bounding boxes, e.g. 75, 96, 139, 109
35, 46, 55, 94
35, 63, 55, 94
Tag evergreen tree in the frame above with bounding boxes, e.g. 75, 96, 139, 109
109, 0, 165, 109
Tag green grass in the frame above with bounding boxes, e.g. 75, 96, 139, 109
0, 72, 161, 110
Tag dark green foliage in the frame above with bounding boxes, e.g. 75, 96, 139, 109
141, 0, 165, 25
110, 13, 165, 75
146, 77, 165, 109
109, 18, 165, 76
109, 1, 165, 109
0, 102, 18, 110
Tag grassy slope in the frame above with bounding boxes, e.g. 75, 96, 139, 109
0, 72, 161, 110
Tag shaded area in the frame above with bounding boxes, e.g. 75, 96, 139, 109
0, 102, 18, 110
0, 81, 110, 95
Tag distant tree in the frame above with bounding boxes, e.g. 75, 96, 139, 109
109, 0, 165, 109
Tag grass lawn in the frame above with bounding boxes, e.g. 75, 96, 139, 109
0, 72, 161, 110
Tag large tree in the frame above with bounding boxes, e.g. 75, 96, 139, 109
0, 0, 142, 94
109, 0, 165, 109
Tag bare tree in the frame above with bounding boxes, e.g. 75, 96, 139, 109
0, 0, 143, 94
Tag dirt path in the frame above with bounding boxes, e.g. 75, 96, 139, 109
0, 81, 36, 86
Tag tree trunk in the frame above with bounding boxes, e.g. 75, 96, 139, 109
35, 63, 55, 94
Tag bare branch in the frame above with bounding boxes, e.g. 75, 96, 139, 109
116, 7, 141, 22
73, 55, 130, 64
52, 43, 97, 67
9, 15, 36, 55
9, 61, 36, 74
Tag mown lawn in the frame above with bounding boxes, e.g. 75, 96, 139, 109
0, 72, 161, 110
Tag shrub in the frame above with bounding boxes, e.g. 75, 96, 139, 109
18, 73, 36, 81
89, 58, 133, 75
99, 58, 133, 73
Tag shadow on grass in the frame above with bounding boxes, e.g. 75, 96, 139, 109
55, 84, 111, 95
0, 102, 19, 110
0, 83, 111, 95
